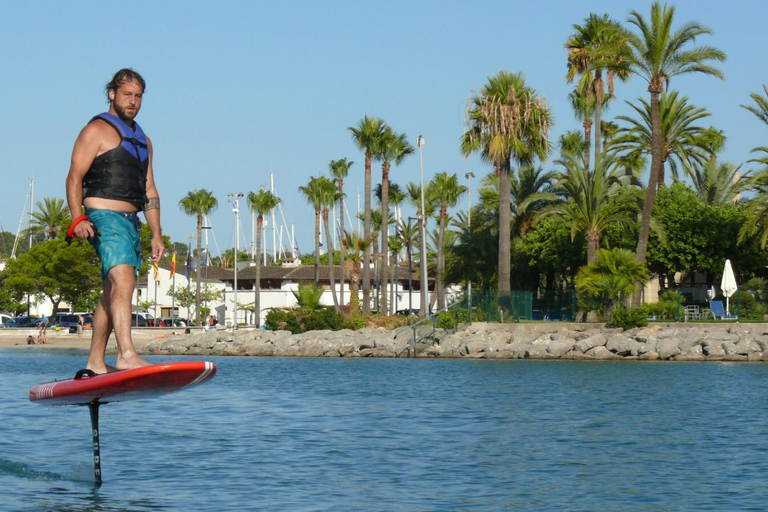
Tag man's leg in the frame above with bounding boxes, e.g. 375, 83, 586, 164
85, 288, 113, 374
107, 264, 150, 370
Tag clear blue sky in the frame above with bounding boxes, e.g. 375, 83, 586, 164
1, 0, 766, 258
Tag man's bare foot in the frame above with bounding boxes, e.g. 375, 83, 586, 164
116, 353, 152, 371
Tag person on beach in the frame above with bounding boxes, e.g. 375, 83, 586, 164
27, 335, 35, 345
77, 315, 84, 336
38, 315, 49, 337
65, 68, 164, 374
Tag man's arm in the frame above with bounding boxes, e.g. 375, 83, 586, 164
65, 125, 101, 238
144, 137, 165, 262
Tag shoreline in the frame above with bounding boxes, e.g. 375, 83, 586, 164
5, 322, 768, 362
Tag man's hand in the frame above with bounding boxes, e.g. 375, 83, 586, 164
151, 236, 165, 263
73, 220, 96, 239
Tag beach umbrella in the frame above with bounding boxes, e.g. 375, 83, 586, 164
721, 259, 738, 316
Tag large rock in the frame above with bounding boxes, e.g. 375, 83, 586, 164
656, 338, 679, 360
606, 334, 637, 357
574, 333, 607, 354
548, 338, 575, 358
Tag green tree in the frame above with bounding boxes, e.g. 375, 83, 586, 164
609, 91, 724, 186
428, 172, 466, 309
461, 70, 552, 299
179, 188, 218, 326
23, 197, 69, 243
247, 188, 281, 326
576, 247, 649, 314
348, 116, 387, 314
375, 128, 413, 315
3, 238, 101, 316
624, 2, 726, 277
531, 153, 637, 265
566, 13, 631, 162
340, 230, 376, 312
298, 176, 326, 286
329, 157, 354, 303
689, 156, 746, 205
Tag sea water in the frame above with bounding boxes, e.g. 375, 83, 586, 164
2, 349, 768, 511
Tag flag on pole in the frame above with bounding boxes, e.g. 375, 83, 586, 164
185, 253, 191, 280
170, 251, 177, 278
153, 261, 160, 282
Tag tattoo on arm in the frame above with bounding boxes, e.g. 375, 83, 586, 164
145, 197, 160, 211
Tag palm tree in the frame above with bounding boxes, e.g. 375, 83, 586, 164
608, 91, 724, 186
375, 128, 413, 315
511, 165, 557, 236
406, 181, 436, 313
741, 85, 768, 171
461, 71, 552, 299
329, 157, 353, 305
559, 130, 589, 162
179, 189, 218, 326
27, 197, 68, 241
529, 153, 637, 265
340, 231, 377, 312
689, 157, 746, 205
317, 175, 341, 309
568, 88, 597, 168
624, 2, 726, 274
428, 173, 466, 309
247, 188, 281, 326
566, 13, 631, 162
348, 116, 387, 314
298, 176, 325, 286
576, 247, 649, 314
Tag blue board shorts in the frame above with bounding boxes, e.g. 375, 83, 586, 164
86, 208, 142, 281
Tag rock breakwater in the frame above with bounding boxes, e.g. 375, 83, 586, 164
143, 322, 768, 362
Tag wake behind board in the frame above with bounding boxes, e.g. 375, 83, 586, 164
29, 361, 216, 405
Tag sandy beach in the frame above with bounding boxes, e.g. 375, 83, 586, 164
0, 328, 173, 351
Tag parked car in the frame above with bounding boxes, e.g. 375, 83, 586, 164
130, 313, 149, 327
54, 314, 81, 333
160, 317, 188, 327
1, 316, 41, 328
0, 313, 13, 326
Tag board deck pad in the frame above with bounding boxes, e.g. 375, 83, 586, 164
29, 361, 216, 405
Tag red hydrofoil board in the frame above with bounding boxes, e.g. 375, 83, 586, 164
29, 361, 217, 405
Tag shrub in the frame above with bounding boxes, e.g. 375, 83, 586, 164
264, 308, 301, 334
609, 307, 648, 330
301, 307, 344, 331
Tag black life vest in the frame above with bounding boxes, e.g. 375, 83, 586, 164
82, 112, 149, 208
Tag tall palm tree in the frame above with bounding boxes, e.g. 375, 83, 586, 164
247, 188, 281, 326
529, 153, 637, 265
566, 13, 631, 162
568, 88, 597, 168
349, 116, 387, 314
179, 188, 218, 326
428, 173, 466, 309
608, 91, 724, 186
461, 71, 552, 299
329, 157, 353, 304
406, 181, 436, 313
741, 85, 768, 171
559, 130, 589, 162
27, 197, 68, 241
375, 129, 413, 315
317, 175, 341, 309
298, 176, 325, 286
624, 2, 725, 273
688, 157, 746, 205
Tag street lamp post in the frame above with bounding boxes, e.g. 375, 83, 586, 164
407, 216, 417, 314
465, 172, 475, 315
416, 135, 428, 316
228, 192, 244, 330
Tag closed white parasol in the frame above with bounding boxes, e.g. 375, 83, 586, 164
721, 259, 738, 316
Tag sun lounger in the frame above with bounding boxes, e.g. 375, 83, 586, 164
709, 300, 737, 320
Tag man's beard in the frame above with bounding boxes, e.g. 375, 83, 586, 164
114, 103, 138, 123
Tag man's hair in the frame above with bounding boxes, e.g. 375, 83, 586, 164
105, 68, 146, 102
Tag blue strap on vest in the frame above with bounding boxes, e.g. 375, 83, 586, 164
91, 112, 149, 162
